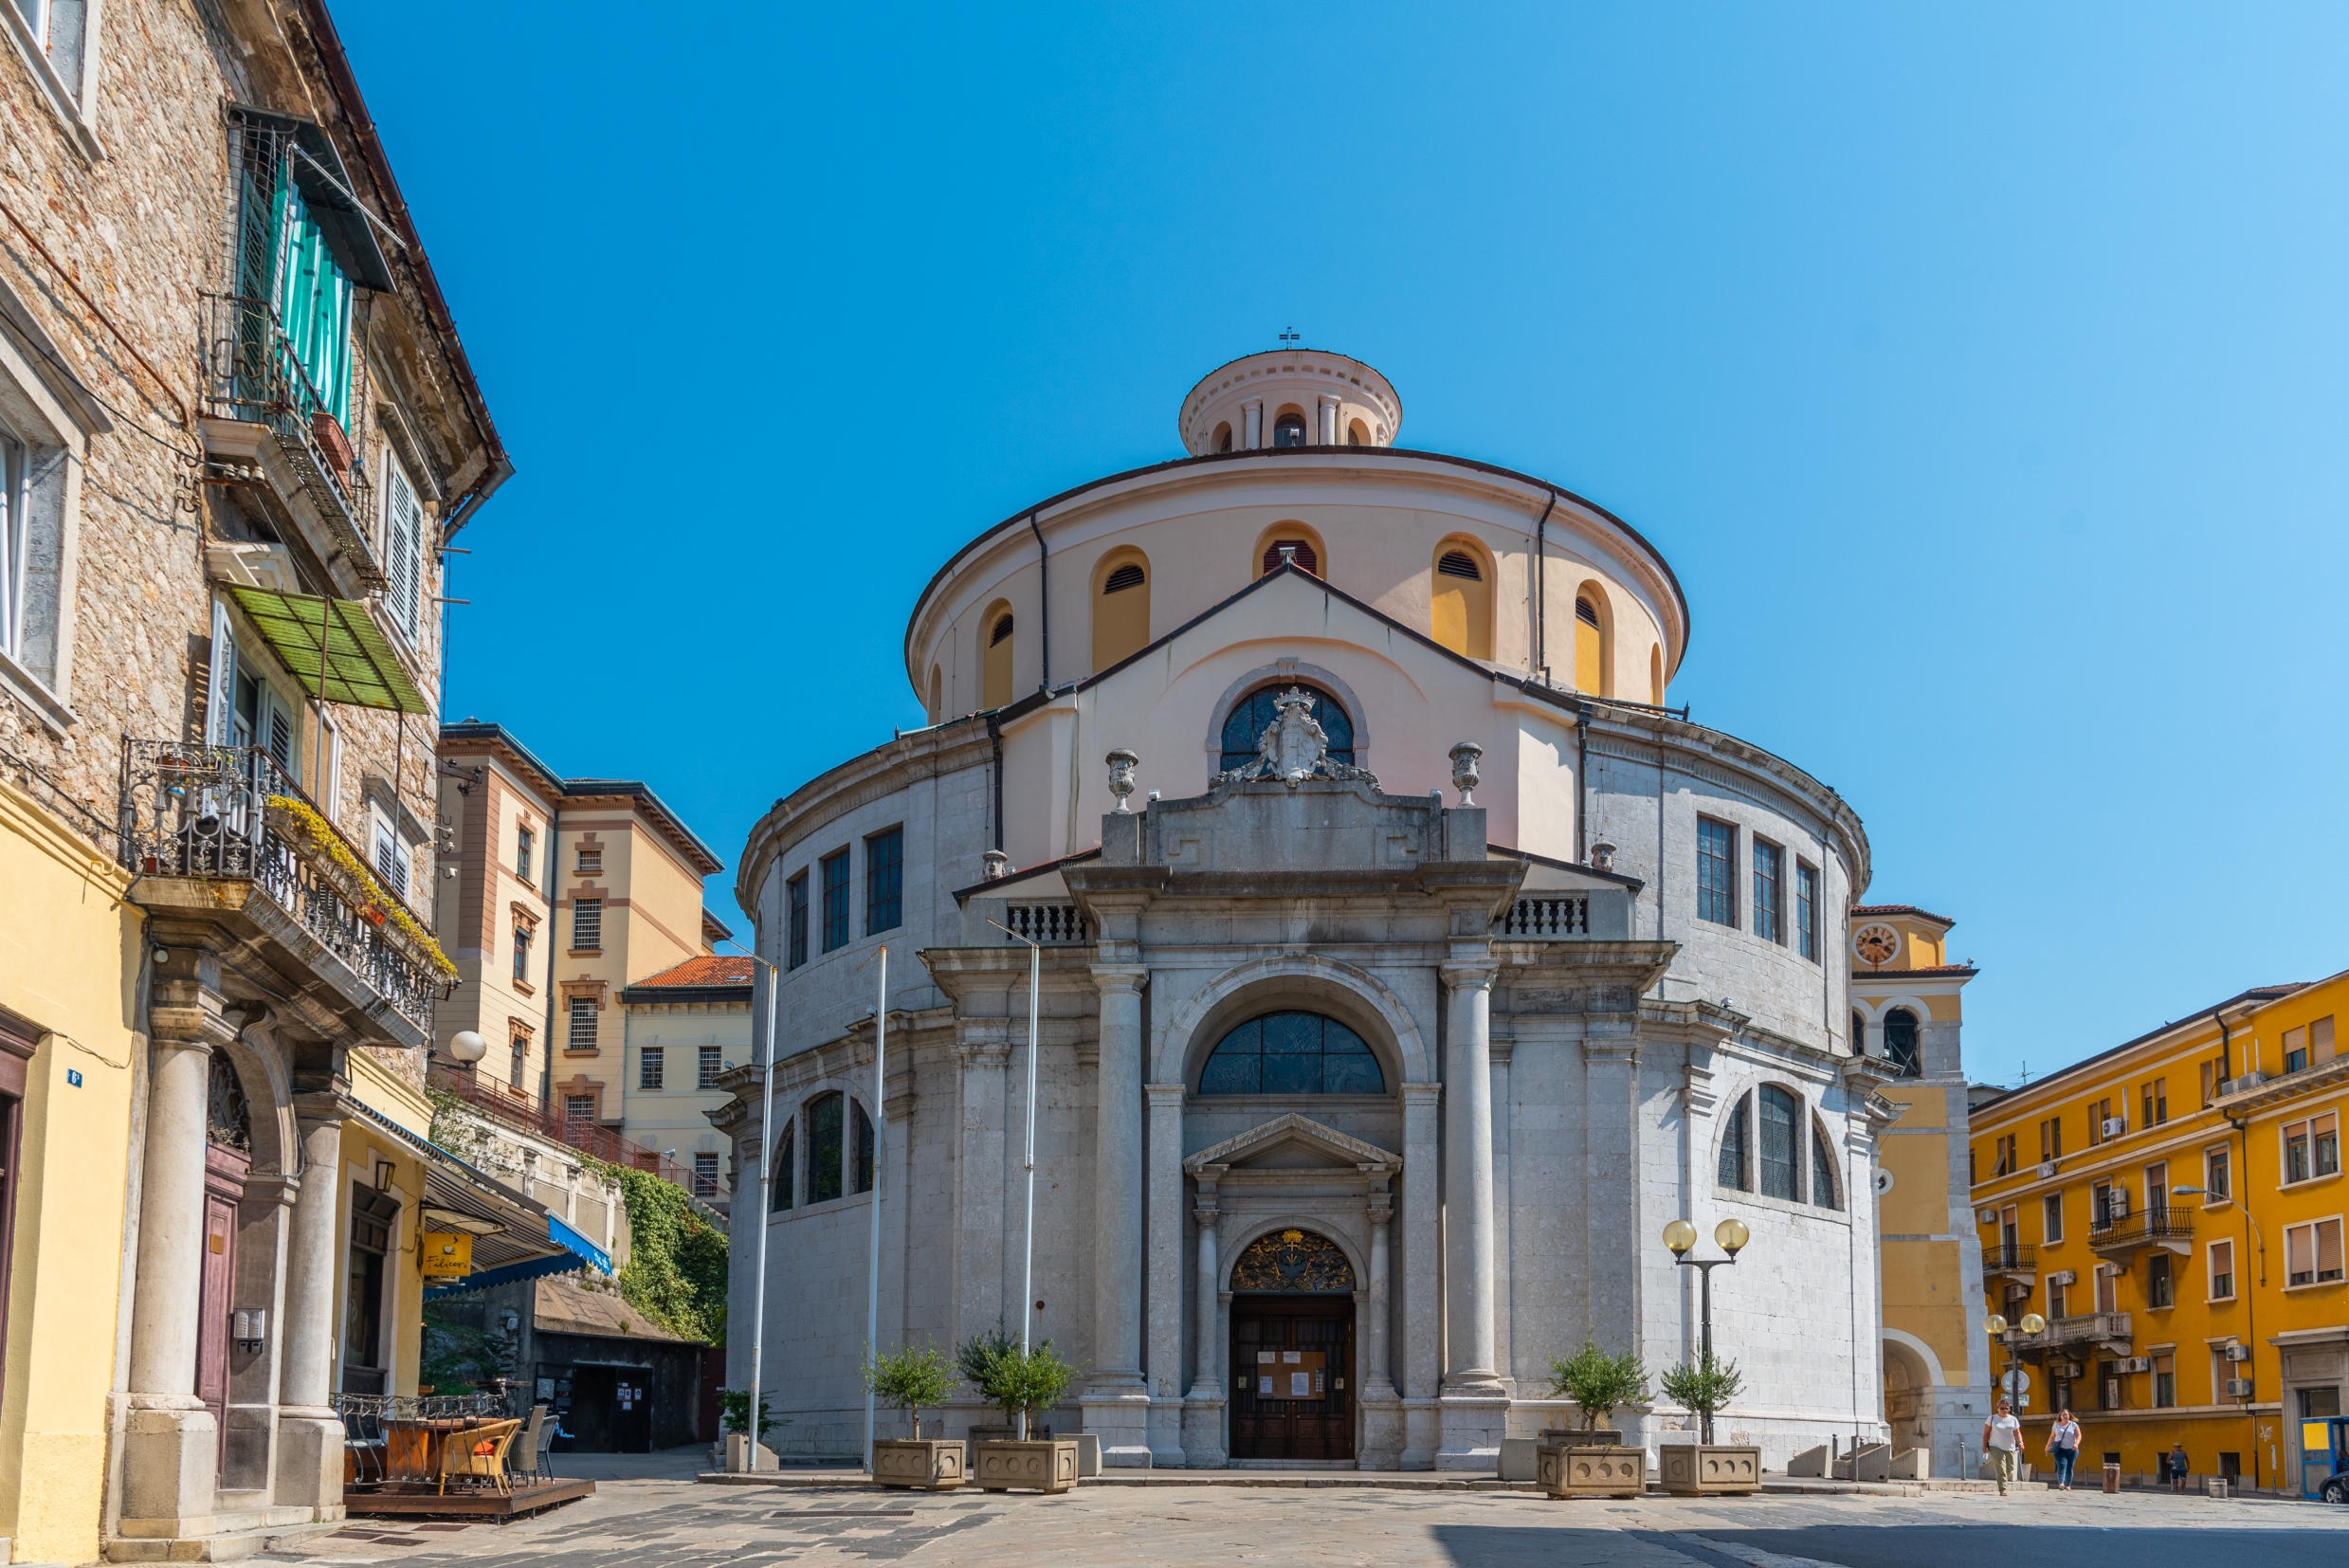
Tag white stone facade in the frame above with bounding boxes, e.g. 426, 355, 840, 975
719, 353, 1898, 1471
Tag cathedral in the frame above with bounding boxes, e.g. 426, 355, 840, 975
718, 349, 1907, 1469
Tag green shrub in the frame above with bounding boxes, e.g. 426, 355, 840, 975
1659, 1352, 1744, 1419
720, 1387, 775, 1440
957, 1330, 1082, 1439
862, 1340, 956, 1438
1546, 1340, 1649, 1431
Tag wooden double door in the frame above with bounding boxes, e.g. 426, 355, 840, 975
1230, 1297, 1355, 1461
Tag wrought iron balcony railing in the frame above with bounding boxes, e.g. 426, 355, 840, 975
1983, 1241, 2037, 1274
198, 292, 383, 590
118, 738, 445, 1030
2088, 1208, 2195, 1253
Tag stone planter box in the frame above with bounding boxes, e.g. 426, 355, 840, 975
1539, 1443, 1648, 1498
974, 1438, 1081, 1494
873, 1438, 965, 1490
1660, 1444, 1760, 1496
1539, 1428, 1624, 1447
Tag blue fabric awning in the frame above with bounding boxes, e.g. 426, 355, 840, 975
422, 1207, 614, 1301
549, 1212, 613, 1275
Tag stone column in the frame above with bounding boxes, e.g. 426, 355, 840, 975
121, 967, 233, 1530
1084, 965, 1151, 1466
274, 1112, 346, 1514
1399, 1081, 1442, 1469
1318, 395, 1338, 446
1181, 1179, 1227, 1468
1437, 960, 1505, 1469
1245, 399, 1264, 450
1144, 1083, 1187, 1466
1357, 1186, 1403, 1469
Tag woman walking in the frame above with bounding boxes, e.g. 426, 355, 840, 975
1983, 1398, 2025, 1496
2047, 1408, 2082, 1490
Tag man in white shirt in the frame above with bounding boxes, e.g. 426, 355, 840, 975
1983, 1397, 2025, 1495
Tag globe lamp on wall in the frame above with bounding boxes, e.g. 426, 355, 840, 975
447, 1030, 487, 1064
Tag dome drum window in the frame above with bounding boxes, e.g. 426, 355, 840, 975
1263, 538, 1320, 575
1219, 683, 1355, 773
1437, 551, 1483, 581
1199, 1011, 1384, 1095
990, 614, 1014, 647
1272, 411, 1308, 448
1103, 563, 1145, 593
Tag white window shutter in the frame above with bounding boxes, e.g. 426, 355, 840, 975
385, 461, 422, 641
209, 599, 239, 745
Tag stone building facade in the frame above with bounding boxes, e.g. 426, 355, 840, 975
0, 1, 507, 1558
718, 350, 1913, 1472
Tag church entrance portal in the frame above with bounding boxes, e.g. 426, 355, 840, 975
1228, 1228, 1357, 1462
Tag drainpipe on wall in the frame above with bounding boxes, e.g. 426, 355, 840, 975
986, 710, 1006, 859
1575, 702, 1592, 864
539, 800, 560, 1110
1027, 512, 1049, 693
1531, 490, 1557, 684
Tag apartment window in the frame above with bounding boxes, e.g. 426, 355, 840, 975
2043, 1193, 2065, 1244
2146, 1160, 2170, 1221
770, 1121, 794, 1212
2283, 1112, 2340, 1184
563, 1092, 595, 1121
2092, 1180, 2116, 1228
576, 847, 602, 874
2200, 1060, 2217, 1108
512, 922, 531, 984
2140, 1078, 2168, 1128
2318, 1015, 2339, 1063
1718, 1094, 1750, 1191
508, 1030, 529, 1089
808, 1092, 846, 1203
516, 824, 536, 883
2047, 1277, 2068, 1318
2039, 1116, 2065, 1161
2095, 1263, 2118, 1314
1794, 863, 1819, 961
820, 849, 850, 952
383, 458, 424, 644
692, 1152, 720, 1198
2285, 1025, 2310, 1073
640, 1046, 665, 1092
372, 811, 410, 900
2153, 1352, 2176, 1408
1758, 1085, 1799, 1201
2087, 1097, 2115, 1145
2148, 1252, 2174, 1308
1994, 1134, 2017, 1176
1696, 818, 1737, 927
865, 826, 903, 935
1752, 841, 1784, 945
2209, 1237, 2235, 1301
8, 0, 92, 107
2284, 1217, 2345, 1286
567, 995, 597, 1051
786, 871, 810, 969
2206, 1145, 2231, 1202
698, 1046, 722, 1089
852, 1102, 875, 1194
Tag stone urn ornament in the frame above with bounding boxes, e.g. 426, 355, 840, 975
1105, 748, 1139, 811
1449, 741, 1484, 805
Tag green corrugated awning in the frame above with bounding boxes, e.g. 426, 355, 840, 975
225, 586, 429, 715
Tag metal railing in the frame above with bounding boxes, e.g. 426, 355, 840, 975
118, 738, 444, 1030
2088, 1207, 2195, 1250
1003, 902, 1091, 945
2030, 1311, 2132, 1348
1983, 1241, 2036, 1272
198, 291, 383, 589
427, 1065, 726, 1219
1498, 895, 1590, 938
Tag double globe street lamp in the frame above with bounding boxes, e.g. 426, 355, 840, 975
1663, 1216, 1750, 1444
1983, 1310, 2048, 1413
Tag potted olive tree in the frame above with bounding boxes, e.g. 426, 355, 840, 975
963, 1334, 1083, 1494
1538, 1340, 1649, 1498
864, 1340, 964, 1490
1657, 1353, 1758, 1495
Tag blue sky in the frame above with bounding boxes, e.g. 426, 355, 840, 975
338, 4, 2349, 1087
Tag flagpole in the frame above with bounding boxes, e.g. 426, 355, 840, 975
987, 919, 1044, 1441
745, 955, 778, 1470
864, 946, 886, 1468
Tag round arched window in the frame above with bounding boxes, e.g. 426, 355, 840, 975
1273, 411, 1308, 447
1199, 1012, 1385, 1095
1219, 684, 1355, 772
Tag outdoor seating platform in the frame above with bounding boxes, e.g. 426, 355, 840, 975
345, 1478, 597, 1520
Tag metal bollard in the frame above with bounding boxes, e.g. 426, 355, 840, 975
2102, 1461, 2121, 1494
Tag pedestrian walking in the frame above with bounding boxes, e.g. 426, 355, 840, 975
1983, 1398, 2024, 1496
2047, 1408, 2082, 1490
2169, 1441, 2190, 1494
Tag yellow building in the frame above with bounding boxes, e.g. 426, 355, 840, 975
1967, 971, 2349, 1496
1852, 904, 1993, 1478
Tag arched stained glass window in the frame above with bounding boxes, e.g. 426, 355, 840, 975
771, 1122, 794, 1212
1219, 684, 1355, 773
1199, 1012, 1384, 1095
1718, 1095, 1749, 1190
1759, 1085, 1799, 1200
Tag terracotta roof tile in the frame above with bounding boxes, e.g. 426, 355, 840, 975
632, 956, 756, 988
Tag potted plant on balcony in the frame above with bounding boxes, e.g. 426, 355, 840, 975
960, 1330, 1082, 1494
1538, 1340, 1650, 1497
864, 1340, 963, 1490
1657, 1353, 1758, 1495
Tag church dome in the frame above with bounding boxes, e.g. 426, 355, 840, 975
1178, 348, 1402, 454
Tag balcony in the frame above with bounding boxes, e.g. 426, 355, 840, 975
118, 739, 448, 1040
198, 292, 383, 592
2023, 1311, 2134, 1357
1498, 894, 1590, 938
2088, 1207, 2195, 1261
427, 1066, 726, 1221
1983, 1241, 2037, 1282
1002, 902, 1093, 945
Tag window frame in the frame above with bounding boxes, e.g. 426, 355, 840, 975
2282, 1215, 2345, 1288
1752, 839, 1784, 946
515, 823, 535, 884
381, 449, 426, 646
819, 848, 851, 953
864, 826, 903, 936
807, 1091, 847, 1204
1794, 861, 1819, 961
566, 994, 598, 1052
571, 897, 603, 953
785, 869, 809, 970
2205, 1143, 2231, 1205
2208, 1236, 2235, 1302
2043, 1192, 2065, 1245
639, 1045, 665, 1092
1696, 816, 1737, 928
510, 921, 531, 984
1717, 1092, 1751, 1192
3, 0, 100, 146
698, 1045, 722, 1090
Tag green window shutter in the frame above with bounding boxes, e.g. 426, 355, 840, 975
270, 174, 353, 428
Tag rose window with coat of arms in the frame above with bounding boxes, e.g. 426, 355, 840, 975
1229, 1228, 1356, 1293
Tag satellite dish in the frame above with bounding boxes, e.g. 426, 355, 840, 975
448, 1030, 487, 1064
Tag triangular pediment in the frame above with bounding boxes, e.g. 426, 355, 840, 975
1183, 1112, 1399, 1176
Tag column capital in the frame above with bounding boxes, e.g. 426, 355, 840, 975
1401, 1081, 1443, 1106
955, 1038, 1011, 1069
1090, 964, 1149, 994
1439, 960, 1498, 991
1145, 1081, 1185, 1106
1193, 1196, 1219, 1224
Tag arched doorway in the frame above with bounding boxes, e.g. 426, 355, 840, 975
201, 1052, 254, 1461
1229, 1228, 1356, 1462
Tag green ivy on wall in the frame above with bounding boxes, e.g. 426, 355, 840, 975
593, 1159, 730, 1345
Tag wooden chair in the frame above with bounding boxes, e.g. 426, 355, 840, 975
435, 1418, 522, 1495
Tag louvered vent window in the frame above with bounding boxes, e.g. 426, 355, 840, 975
1262, 539, 1319, 574
990, 613, 1014, 647
1103, 563, 1145, 593
1575, 596, 1600, 626
1437, 550, 1482, 580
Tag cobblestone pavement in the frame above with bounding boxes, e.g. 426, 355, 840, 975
270, 1478, 2349, 1568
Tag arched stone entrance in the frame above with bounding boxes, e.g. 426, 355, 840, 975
1229, 1229, 1356, 1462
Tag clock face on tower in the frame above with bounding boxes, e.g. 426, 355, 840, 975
1853, 923, 1902, 967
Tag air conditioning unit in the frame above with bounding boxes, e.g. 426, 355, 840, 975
2225, 1377, 2255, 1398
2107, 1190, 2131, 1218
2101, 1117, 2127, 1140
2061, 1362, 2085, 1379
2038, 1160, 2059, 1178
2116, 1356, 2149, 1374
2224, 1343, 2252, 1363
1976, 1209, 1998, 1225
2049, 1269, 2077, 1286
2220, 1071, 2266, 1097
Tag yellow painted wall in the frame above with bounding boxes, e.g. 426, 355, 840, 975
0, 781, 141, 1564
344, 1051, 437, 1397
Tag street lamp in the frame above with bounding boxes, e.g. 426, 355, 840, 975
1664, 1217, 1750, 1444
1982, 1310, 2048, 1412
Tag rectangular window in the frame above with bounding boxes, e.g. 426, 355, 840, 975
2285, 1120, 2314, 1184
2087, 1097, 2115, 1145
372, 811, 410, 900
567, 995, 597, 1052
9, 0, 91, 105
2317, 1015, 2338, 1062
511, 923, 531, 984
2311, 1112, 2341, 1178
573, 898, 602, 952
639, 1046, 664, 1091
382, 458, 424, 644
820, 849, 850, 952
2284, 1217, 2345, 1286
692, 1152, 720, 1198
563, 1092, 595, 1121
2146, 1160, 2169, 1221
865, 826, 904, 936
2285, 1024, 2309, 1073
516, 824, 535, 883
698, 1046, 722, 1089
2039, 1116, 2065, 1160
809, 1092, 845, 1204
2153, 1352, 2176, 1408
2148, 1252, 2174, 1308
1696, 817, 1737, 927
2047, 1278, 2067, 1318
2210, 1237, 2235, 1301
2206, 1145, 2231, 1202
2043, 1193, 2064, 1244
576, 847, 602, 874
786, 871, 809, 969
2140, 1079, 2167, 1126
1752, 840, 1783, 945
1794, 862, 1819, 960
508, 1030, 529, 1090
1994, 1134, 2017, 1176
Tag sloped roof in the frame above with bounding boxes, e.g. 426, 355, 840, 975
632, 956, 754, 988
531, 1275, 697, 1344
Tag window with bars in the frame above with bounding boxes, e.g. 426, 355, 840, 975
820, 850, 850, 952
865, 827, 903, 935
563, 1092, 595, 1121
1260, 538, 1319, 574
576, 847, 602, 874
1794, 863, 1819, 960
573, 898, 602, 951
1759, 1085, 1800, 1200
699, 1046, 722, 1089
1753, 841, 1784, 944
692, 1152, 720, 1198
1718, 1094, 1750, 1190
786, 871, 809, 969
567, 995, 597, 1051
1697, 817, 1736, 926
639, 1046, 664, 1091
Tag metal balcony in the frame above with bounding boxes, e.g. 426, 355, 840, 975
2023, 1312, 2133, 1356
1983, 1241, 2037, 1281
2088, 1207, 2195, 1260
